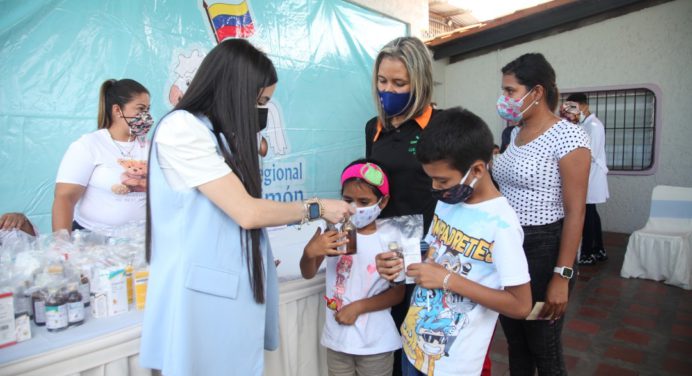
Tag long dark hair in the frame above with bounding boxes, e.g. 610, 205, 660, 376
501, 53, 559, 112
146, 39, 277, 304
97, 79, 149, 129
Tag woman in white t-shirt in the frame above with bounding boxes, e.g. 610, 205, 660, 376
492, 53, 590, 376
52, 79, 153, 233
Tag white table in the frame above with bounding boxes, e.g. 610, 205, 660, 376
1, 224, 328, 376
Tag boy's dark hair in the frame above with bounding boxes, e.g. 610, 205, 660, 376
417, 107, 493, 173
341, 158, 389, 199
501, 53, 559, 112
566, 92, 588, 105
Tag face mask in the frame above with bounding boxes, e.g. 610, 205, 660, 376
378, 91, 411, 117
350, 199, 382, 229
578, 111, 585, 123
258, 107, 269, 131
122, 110, 154, 138
496, 88, 536, 124
431, 168, 478, 205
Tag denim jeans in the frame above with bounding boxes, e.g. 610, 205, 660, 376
401, 356, 424, 376
499, 219, 576, 376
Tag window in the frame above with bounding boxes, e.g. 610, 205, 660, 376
560, 86, 659, 174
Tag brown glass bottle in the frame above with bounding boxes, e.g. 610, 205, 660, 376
325, 222, 339, 257
45, 288, 68, 332
66, 283, 85, 327
31, 289, 47, 326
388, 241, 405, 284
342, 217, 357, 255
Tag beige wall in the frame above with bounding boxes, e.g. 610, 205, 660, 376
347, 0, 429, 37
433, 0, 692, 233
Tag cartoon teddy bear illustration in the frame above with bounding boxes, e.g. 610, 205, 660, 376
111, 159, 147, 194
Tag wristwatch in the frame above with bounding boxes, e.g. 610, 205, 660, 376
553, 266, 574, 279
304, 198, 323, 221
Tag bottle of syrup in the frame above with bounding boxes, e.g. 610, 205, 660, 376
342, 217, 357, 255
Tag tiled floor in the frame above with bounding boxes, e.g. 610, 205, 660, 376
489, 233, 692, 376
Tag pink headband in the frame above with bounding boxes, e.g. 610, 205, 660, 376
340, 162, 390, 196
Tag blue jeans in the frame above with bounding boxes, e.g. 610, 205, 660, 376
401, 356, 424, 376
498, 219, 575, 376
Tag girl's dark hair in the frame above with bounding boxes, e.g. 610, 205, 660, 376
501, 53, 559, 112
341, 158, 388, 199
97, 79, 149, 129
417, 107, 493, 173
146, 39, 277, 304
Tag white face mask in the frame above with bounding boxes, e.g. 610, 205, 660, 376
578, 111, 585, 123
350, 199, 382, 229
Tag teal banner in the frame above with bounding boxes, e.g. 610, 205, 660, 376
0, 0, 406, 233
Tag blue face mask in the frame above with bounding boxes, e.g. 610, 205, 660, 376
378, 91, 411, 117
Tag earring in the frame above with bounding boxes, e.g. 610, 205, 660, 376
535, 101, 539, 105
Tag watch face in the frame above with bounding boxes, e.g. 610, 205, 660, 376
563, 267, 574, 278
309, 203, 320, 219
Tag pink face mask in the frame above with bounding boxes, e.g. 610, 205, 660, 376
496, 88, 535, 124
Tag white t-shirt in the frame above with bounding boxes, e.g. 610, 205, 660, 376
492, 119, 590, 226
56, 129, 149, 232
402, 197, 529, 376
321, 230, 402, 355
581, 114, 609, 204
154, 110, 231, 190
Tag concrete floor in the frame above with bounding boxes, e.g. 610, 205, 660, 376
489, 233, 692, 376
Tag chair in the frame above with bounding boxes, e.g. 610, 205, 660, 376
621, 185, 692, 290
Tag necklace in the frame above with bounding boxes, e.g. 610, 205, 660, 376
111, 136, 137, 158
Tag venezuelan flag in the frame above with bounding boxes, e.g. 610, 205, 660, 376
204, 1, 255, 41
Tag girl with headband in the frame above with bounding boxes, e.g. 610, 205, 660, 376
300, 159, 405, 376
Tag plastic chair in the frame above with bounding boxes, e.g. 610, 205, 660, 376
621, 185, 692, 289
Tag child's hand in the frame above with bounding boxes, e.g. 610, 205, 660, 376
304, 227, 348, 258
406, 262, 449, 290
334, 301, 362, 325
375, 251, 403, 281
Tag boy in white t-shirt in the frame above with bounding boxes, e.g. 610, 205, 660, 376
376, 108, 532, 376
300, 160, 405, 376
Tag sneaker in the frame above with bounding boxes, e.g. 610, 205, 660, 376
595, 249, 608, 262
578, 254, 597, 266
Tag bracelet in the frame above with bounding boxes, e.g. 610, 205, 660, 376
442, 272, 452, 293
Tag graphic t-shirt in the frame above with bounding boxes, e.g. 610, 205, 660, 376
321, 230, 402, 355
56, 129, 149, 232
402, 197, 530, 376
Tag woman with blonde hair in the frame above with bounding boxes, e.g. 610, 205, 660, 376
365, 36, 443, 376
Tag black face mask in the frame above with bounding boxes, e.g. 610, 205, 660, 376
430, 169, 478, 205
258, 107, 268, 131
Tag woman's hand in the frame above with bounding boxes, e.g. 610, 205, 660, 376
334, 301, 362, 325
539, 275, 569, 320
375, 251, 403, 281
320, 199, 354, 224
0, 213, 35, 236
304, 228, 347, 258
406, 262, 449, 289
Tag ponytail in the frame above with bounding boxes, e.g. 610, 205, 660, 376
96, 78, 149, 129
97, 79, 117, 129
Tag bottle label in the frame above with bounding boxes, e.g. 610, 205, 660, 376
78, 283, 90, 305
14, 296, 31, 316
45, 305, 68, 330
33, 301, 46, 324
67, 302, 85, 323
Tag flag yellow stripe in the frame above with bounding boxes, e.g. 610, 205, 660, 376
208, 2, 249, 19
